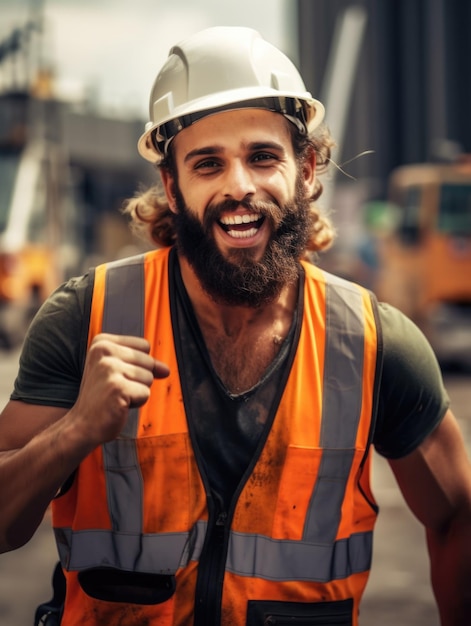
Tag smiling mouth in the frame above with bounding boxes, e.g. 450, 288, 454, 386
218, 214, 265, 239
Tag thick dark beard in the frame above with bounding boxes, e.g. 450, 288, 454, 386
173, 177, 311, 307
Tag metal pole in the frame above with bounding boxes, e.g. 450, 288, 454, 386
319, 5, 368, 210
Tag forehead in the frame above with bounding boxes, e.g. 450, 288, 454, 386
171, 108, 294, 158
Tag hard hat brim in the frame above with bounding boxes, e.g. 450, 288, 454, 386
137, 89, 325, 164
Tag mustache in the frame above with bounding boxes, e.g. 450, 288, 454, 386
203, 198, 284, 229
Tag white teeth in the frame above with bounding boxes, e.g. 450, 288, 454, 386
220, 214, 259, 225
226, 227, 258, 239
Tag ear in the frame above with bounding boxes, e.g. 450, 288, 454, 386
160, 168, 178, 214
301, 147, 317, 197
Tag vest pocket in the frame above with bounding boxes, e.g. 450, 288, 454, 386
78, 567, 176, 604
246, 598, 353, 625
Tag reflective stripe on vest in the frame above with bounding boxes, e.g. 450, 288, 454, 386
306, 272, 364, 544
103, 256, 145, 537
58, 520, 371, 582
55, 252, 375, 585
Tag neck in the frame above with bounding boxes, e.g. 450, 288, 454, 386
177, 253, 299, 393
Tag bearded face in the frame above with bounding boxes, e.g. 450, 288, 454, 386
173, 171, 312, 308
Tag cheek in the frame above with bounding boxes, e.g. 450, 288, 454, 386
177, 179, 214, 217
265, 171, 297, 202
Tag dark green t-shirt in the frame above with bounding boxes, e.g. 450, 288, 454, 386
11, 258, 449, 461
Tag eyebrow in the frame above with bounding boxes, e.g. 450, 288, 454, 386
183, 141, 287, 164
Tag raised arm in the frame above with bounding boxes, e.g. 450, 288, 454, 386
0, 334, 169, 553
388, 409, 471, 625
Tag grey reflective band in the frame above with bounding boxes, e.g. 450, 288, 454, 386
57, 260, 374, 583
55, 522, 372, 581
226, 529, 372, 581
321, 274, 365, 448
103, 439, 143, 532
55, 521, 207, 573
102, 254, 146, 337
102, 254, 146, 439
102, 256, 146, 534
304, 448, 355, 544
304, 273, 366, 544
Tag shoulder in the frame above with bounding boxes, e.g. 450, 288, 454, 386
377, 301, 446, 380
374, 302, 450, 458
41, 271, 95, 318
28, 271, 95, 351
11, 271, 95, 407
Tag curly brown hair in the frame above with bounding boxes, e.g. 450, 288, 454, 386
122, 121, 336, 254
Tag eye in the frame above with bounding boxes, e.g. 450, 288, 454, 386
194, 158, 221, 171
252, 152, 277, 164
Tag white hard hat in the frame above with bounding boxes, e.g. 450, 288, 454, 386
138, 26, 325, 164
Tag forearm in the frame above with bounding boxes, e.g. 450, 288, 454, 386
388, 410, 471, 624
427, 514, 471, 625
0, 416, 94, 553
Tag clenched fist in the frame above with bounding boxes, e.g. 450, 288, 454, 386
68, 334, 170, 446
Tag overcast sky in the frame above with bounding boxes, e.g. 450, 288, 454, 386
0, 0, 296, 119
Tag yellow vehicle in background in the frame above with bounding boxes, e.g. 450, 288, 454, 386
374, 158, 471, 366
0, 139, 82, 348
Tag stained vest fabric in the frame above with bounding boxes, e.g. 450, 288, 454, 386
52, 247, 382, 626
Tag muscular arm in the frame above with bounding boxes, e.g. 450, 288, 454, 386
0, 401, 87, 552
373, 303, 471, 622
389, 409, 471, 625
0, 334, 169, 554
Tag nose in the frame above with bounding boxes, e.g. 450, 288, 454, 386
222, 160, 256, 201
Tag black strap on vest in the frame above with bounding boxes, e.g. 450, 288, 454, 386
34, 562, 65, 625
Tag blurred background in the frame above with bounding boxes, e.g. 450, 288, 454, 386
0, 0, 470, 624
0, 0, 469, 360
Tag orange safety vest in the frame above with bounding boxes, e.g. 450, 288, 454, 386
52, 247, 382, 626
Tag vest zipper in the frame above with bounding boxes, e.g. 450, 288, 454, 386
194, 508, 228, 626
192, 401, 283, 625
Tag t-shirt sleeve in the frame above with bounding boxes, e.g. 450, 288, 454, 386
10, 271, 94, 408
373, 302, 450, 459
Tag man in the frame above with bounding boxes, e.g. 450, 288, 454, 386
0, 26, 471, 626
